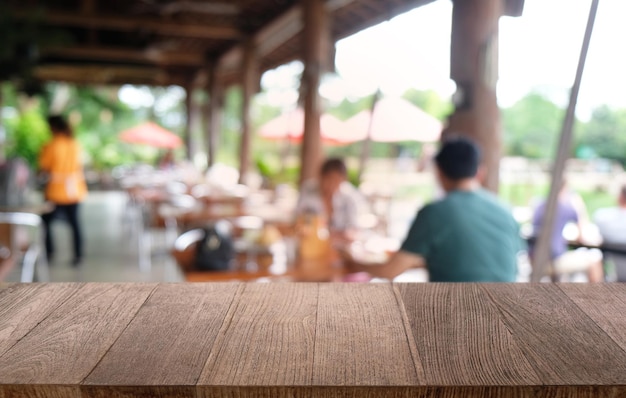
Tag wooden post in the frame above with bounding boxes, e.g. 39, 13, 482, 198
206, 64, 222, 168
299, 0, 330, 186
184, 83, 194, 161
239, 40, 257, 184
531, 0, 599, 282
446, 0, 502, 192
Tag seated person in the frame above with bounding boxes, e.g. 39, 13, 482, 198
295, 158, 363, 242
531, 183, 603, 282
593, 185, 626, 281
347, 137, 522, 282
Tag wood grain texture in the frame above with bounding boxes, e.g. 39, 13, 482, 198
83, 283, 240, 394
0, 283, 155, 387
559, 283, 626, 353
81, 385, 195, 398
396, 283, 541, 386
197, 283, 318, 389
481, 283, 626, 385
2, 283, 626, 398
196, 386, 623, 398
0, 385, 79, 398
0, 283, 83, 357
312, 283, 420, 386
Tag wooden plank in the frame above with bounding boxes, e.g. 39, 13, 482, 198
83, 283, 240, 397
481, 283, 626, 385
196, 385, 623, 397
0, 385, 79, 398
0, 283, 83, 358
11, 9, 241, 40
312, 283, 420, 386
0, 283, 155, 394
396, 283, 540, 386
197, 283, 318, 390
559, 283, 626, 353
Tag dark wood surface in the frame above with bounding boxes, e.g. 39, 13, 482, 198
1, 283, 626, 397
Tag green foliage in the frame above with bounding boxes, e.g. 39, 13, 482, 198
576, 105, 626, 166
326, 95, 376, 121
64, 85, 141, 170
219, 87, 243, 165
402, 88, 452, 121
502, 92, 566, 159
5, 107, 50, 168
254, 154, 300, 187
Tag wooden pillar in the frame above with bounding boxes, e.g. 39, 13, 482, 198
239, 40, 257, 184
299, 0, 330, 186
205, 64, 222, 169
446, 0, 502, 192
184, 84, 194, 161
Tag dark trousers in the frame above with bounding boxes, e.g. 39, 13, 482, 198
42, 203, 83, 261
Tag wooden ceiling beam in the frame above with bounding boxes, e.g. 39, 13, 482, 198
11, 9, 242, 40
33, 64, 190, 86
43, 46, 206, 67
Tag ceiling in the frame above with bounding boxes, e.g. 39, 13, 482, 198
3, 0, 523, 88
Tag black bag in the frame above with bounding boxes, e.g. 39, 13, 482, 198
194, 222, 234, 271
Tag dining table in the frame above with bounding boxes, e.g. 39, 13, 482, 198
1, 282, 626, 397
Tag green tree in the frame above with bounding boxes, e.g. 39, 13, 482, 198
501, 92, 566, 159
577, 105, 626, 166
326, 95, 375, 121
5, 104, 50, 168
402, 88, 452, 121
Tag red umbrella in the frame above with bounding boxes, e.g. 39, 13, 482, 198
119, 122, 183, 149
344, 97, 442, 143
258, 108, 354, 146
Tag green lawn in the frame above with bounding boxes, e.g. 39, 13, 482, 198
500, 182, 615, 215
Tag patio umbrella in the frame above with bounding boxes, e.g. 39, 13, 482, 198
343, 97, 443, 143
258, 108, 354, 146
119, 122, 183, 149
344, 97, 443, 179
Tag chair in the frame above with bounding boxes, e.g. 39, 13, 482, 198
172, 228, 205, 272
0, 212, 49, 282
600, 243, 626, 282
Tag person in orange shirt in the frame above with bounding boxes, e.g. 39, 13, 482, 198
39, 115, 88, 266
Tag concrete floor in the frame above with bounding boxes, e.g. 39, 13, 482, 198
4, 191, 185, 283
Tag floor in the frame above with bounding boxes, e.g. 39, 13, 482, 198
4, 191, 185, 283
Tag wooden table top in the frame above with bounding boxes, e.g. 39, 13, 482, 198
1, 283, 626, 397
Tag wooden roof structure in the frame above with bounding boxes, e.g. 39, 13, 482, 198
4, 0, 525, 190
5, 0, 426, 86
5, 0, 523, 88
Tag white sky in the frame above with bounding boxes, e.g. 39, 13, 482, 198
316, 0, 626, 118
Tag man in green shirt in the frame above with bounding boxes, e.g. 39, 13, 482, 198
351, 137, 521, 282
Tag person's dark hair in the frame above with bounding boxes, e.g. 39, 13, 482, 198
320, 158, 347, 177
620, 185, 626, 200
47, 115, 73, 137
434, 136, 481, 180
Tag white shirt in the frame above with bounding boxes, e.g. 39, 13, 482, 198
593, 207, 626, 244
295, 180, 363, 232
